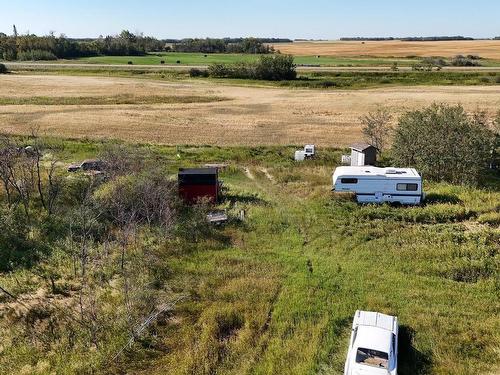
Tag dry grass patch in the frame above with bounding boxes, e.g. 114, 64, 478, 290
0, 75, 499, 147
273, 40, 500, 59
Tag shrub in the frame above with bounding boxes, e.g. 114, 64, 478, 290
255, 54, 296, 81
207, 54, 296, 81
189, 68, 209, 78
17, 49, 57, 61
392, 104, 494, 185
0, 63, 7, 74
451, 55, 480, 67
94, 171, 178, 230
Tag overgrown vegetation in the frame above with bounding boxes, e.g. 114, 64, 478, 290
0, 138, 498, 374
203, 54, 297, 81
392, 104, 497, 185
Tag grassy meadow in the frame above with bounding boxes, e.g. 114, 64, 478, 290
74, 53, 425, 68
0, 139, 498, 375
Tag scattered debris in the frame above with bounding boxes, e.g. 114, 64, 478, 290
204, 163, 228, 171
68, 159, 105, 173
207, 211, 228, 224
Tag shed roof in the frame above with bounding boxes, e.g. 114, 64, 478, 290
350, 143, 377, 152
179, 168, 217, 175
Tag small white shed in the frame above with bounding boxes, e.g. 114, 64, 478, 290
350, 143, 377, 166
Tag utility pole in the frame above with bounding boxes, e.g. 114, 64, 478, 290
13, 24, 18, 38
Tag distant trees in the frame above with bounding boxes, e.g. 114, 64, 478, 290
392, 104, 495, 185
360, 107, 393, 153
0, 30, 165, 60
204, 54, 296, 81
0, 31, 285, 61
173, 38, 275, 54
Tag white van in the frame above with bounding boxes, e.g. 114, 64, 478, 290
344, 311, 398, 375
332, 166, 424, 205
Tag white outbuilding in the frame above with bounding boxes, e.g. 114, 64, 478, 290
350, 143, 377, 166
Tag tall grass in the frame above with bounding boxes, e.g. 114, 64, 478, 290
0, 140, 498, 374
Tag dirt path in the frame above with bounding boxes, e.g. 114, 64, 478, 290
260, 168, 275, 183
244, 167, 255, 180
1, 75, 499, 146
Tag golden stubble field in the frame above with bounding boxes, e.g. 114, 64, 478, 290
0, 74, 499, 147
273, 40, 500, 59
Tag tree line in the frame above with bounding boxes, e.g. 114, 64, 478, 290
0, 26, 289, 60
172, 38, 276, 54
0, 29, 164, 60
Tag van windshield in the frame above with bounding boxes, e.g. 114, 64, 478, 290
355, 348, 389, 369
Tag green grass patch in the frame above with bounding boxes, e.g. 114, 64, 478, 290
0, 94, 228, 106
0, 139, 498, 375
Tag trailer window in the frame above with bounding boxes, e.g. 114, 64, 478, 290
397, 183, 418, 191
341, 178, 358, 184
356, 348, 389, 369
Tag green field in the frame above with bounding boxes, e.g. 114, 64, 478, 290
74, 53, 422, 67
67, 53, 500, 67
0, 139, 498, 375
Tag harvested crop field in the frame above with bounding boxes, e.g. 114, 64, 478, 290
274, 40, 500, 60
0, 74, 499, 146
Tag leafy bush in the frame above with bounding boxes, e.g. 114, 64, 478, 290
189, 68, 209, 78
392, 104, 494, 185
94, 171, 178, 230
206, 55, 296, 81
451, 55, 481, 67
17, 49, 57, 61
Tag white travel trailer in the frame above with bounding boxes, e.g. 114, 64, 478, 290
332, 166, 424, 205
344, 310, 399, 375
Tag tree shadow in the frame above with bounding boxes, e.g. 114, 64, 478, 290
398, 325, 432, 375
425, 193, 462, 205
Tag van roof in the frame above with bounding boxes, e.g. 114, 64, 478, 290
354, 310, 397, 332
353, 311, 397, 353
355, 325, 393, 353
333, 166, 420, 180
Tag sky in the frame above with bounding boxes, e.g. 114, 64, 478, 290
1, 0, 499, 39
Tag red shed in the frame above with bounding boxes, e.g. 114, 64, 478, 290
178, 168, 219, 204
